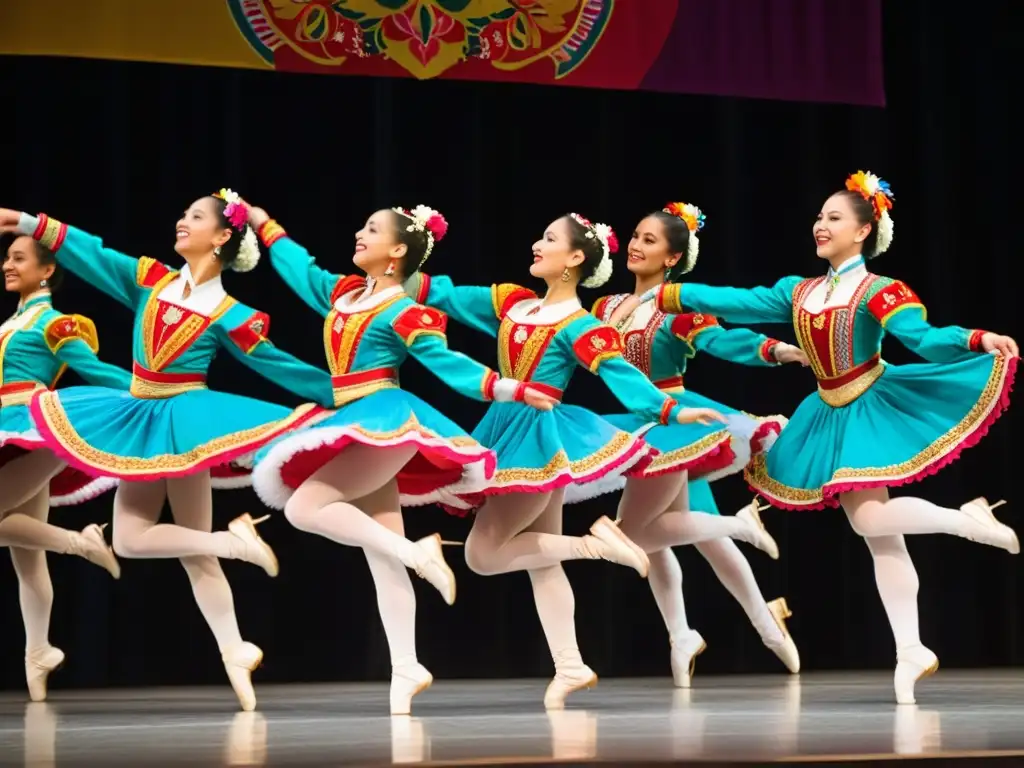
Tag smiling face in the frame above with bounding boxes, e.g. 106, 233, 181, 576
174, 197, 234, 259
353, 209, 410, 277
626, 215, 683, 279
813, 192, 872, 262
3, 236, 54, 296
529, 216, 585, 283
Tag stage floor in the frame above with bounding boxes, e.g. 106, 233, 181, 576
1, 670, 1023, 766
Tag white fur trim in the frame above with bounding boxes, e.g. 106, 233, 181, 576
50, 476, 119, 507
210, 474, 254, 490
252, 425, 493, 510
0, 429, 43, 447
875, 209, 894, 255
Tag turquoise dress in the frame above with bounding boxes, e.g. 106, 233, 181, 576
0, 294, 131, 505
248, 222, 508, 509
562, 292, 788, 503
20, 214, 331, 486
665, 256, 1016, 510
405, 273, 689, 514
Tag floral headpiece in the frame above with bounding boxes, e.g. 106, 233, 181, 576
662, 201, 705, 275
212, 188, 260, 272
844, 170, 895, 255
392, 205, 449, 269
568, 213, 618, 289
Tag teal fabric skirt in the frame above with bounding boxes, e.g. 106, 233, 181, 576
745, 355, 1016, 510
29, 386, 322, 486
250, 388, 496, 510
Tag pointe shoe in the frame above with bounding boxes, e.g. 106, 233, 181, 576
765, 598, 801, 674
390, 662, 433, 715
735, 499, 780, 560
894, 644, 938, 705
544, 654, 598, 710
669, 630, 706, 688
25, 646, 65, 703
74, 523, 121, 579
228, 514, 280, 576
958, 498, 1018, 554
222, 642, 263, 712
585, 516, 650, 577
407, 534, 457, 606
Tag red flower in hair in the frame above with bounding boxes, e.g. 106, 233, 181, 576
426, 213, 448, 242
606, 229, 620, 254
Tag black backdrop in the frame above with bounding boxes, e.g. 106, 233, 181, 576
0, 0, 1019, 695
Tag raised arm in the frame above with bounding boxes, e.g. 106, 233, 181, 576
572, 323, 721, 426
404, 273, 536, 339
392, 305, 530, 404
658, 276, 803, 325
866, 279, 997, 363
253, 214, 341, 315
4, 211, 142, 309
44, 314, 133, 390
219, 310, 335, 407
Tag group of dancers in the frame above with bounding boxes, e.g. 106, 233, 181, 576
0, 170, 1017, 715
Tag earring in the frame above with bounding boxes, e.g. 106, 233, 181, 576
39, 278, 48, 288
560, 267, 570, 282
384, 261, 396, 277
214, 246, 222, 257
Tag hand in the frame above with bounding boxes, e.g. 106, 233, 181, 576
523, 385, 557, 411
0, 208, 21, 235
981, 332, 1019, 358
246, 204, 270, 229
772, 342, 810, 366
677, 407, 728, 426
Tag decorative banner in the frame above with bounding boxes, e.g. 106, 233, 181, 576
0, 1, 885, 106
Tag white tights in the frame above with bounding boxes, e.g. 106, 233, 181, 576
112, 472, 244, 652
283, 444, 423, 668
618, 473, 783, 646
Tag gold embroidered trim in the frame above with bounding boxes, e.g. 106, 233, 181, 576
129, 377, 207, 400
332, 379, 399, 408
0, 383, 45, 408
642, 429, 731, 472
745, 355, 1010, 504
493, 431, 634, 484
817, 363, 885, 407
35, 395, 320, 476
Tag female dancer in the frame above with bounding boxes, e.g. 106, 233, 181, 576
245, 202, 551, 715
2, 234, 125, 701
658, 171, 1019, 704
0, 191, 334, 711
565, 202, 806, 685
405, 212, 729, 709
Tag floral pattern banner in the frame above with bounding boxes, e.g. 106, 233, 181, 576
227, 0, 885, 105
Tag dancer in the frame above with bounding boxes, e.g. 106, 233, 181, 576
0, 191, 334, 711
565, 202, 806, 685
658, 171, 1018, 704
245, 202, 552, 715
1, 233, 126, 701
404, 212, 728, 709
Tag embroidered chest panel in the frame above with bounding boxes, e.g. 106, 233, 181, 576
792, 274, 874, 378
140, 276, 235, 371
597, 295, 664, 378
323, 294, 404, 375
497, 311, 586, 380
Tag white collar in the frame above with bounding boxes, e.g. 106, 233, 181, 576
507, 296, 583, 325
159, 264, 227, 315
336, 284, 403, 313
827, 254, 867, 278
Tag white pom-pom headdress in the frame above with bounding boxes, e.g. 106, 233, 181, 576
844, 171, 895, 256
213, 188, 260, 272
392, 204, 449, 269
568, 213, 619, 289
661, 201, 705, 276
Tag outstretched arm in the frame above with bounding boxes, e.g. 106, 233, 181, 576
2, 210, 142, 309
219, 311, 335, 407
673, 314, 806, 367
658, 276, 803, 325
393, 305, 541, 405
867, 279, 1017, 362
44, 314, 133, 390
252, 211, 343, 315
572, 324, 724, 426
403, 273, 537, 339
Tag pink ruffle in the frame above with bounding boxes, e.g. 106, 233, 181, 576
625, 437, 735, 480
441, 437, 653, 517
750, 419, 783, 454
748, 355, 1017, 511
